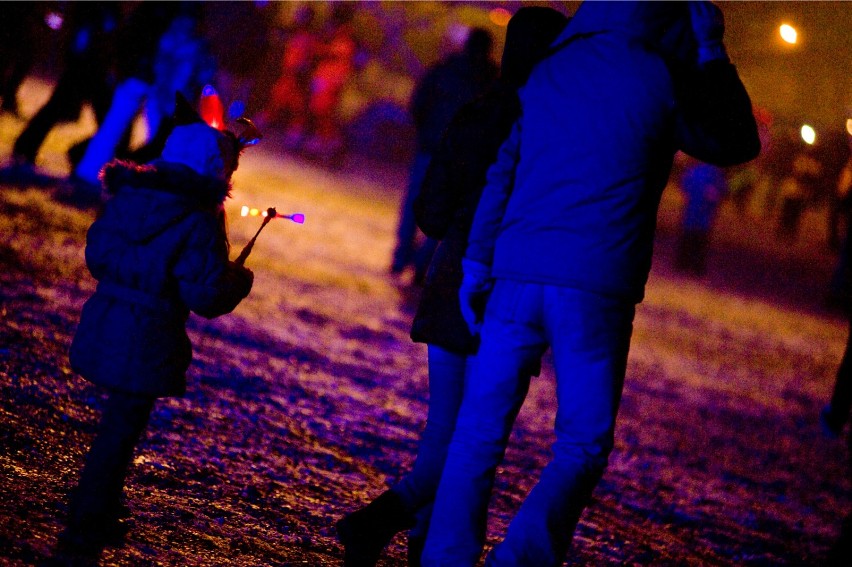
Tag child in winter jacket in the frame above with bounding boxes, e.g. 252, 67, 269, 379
60, 93, 257, 554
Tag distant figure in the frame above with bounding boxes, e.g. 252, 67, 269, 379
777, 144, 822, 242
57, 95, 256, 556
390, 26, 498, 283
259, 5, 319, 145
202, 0, 274, 119
68, 3, 182, 203
125, 5, 215, 165
828, 154, 852, 308
5, 4, 119, 178
820, 129, 852, 251
0, 3, 42, 115
675, 158, 728, 276
421, 2, 759, 565
301, 3, 358, 163
335, 9, 568, 567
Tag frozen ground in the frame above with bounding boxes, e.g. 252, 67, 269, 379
1, 78, 850, 566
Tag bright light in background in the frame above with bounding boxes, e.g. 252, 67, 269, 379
45, 12, 63, 31
240, 205, 249, 217
779, 24, 798, 44
489, 8, 512, 27
801, 124, 816, 145
846, 118, 852, 136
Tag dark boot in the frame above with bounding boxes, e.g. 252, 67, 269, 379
336, 489, 416, 567
57, 509, 130, 556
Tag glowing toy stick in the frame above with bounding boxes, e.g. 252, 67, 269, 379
234, 207, 305, 266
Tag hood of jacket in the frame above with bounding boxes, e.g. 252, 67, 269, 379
99, 159, 229, 243
500, 7, 570, 88
556, 1, 694, 61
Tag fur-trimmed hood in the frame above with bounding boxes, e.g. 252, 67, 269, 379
98, 159, 230, 243
101, 159, 230, 205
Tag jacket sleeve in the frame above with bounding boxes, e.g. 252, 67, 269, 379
464, 118, 521, 266
413, 119, 462, 239
173, 213, 252, 319
674, 60, 761, 167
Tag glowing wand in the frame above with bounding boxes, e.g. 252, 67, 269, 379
234, 207, 305, 266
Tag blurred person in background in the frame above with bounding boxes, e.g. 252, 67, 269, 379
675, 157, 729, 276
258, 4, 319, 146
819, 128, 852, 251
125, 4, 215, 165
390, 26, 498, 284
776, 142, 822, 243
300, 3, 358, 163
335, 11, 569, 566
67, 2, 182, 205
2, 4, 120, 182
0, 3, 43, 116
421, 2, 759, 565
202, 1, 274, 122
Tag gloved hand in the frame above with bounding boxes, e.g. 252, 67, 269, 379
459, 258, 493, 336
229, 261, 254, 297
689, 1, 728, 65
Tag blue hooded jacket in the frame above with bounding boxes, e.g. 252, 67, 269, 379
69, 155, 251, 398
466, 1, 759, 302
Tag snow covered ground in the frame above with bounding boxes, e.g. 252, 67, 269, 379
0, 77, 849, 566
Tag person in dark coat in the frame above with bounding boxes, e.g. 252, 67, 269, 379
335, 9, 569, 567
59, 95, 256, 555
5, 4, 120, 177
423, 2, 761, 565
0, 3, 42, 115
675, 158, 729, 276
390, 26, 498, 283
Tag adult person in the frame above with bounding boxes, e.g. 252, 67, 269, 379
674, 158, 729, 276
4, 4, 119, 180
421, 2, 761, 566
337, 12, 570, 566
390, 27, 498, 284
67, 3, 181, 204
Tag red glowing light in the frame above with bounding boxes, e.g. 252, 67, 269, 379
199, 85, 225, 131
489, 8, 512, 27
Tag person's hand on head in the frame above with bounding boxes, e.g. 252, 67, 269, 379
689, 1, 728, 65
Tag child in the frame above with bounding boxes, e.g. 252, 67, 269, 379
60, 92, 258, 553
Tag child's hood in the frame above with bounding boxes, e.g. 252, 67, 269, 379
98, 159, 230, 243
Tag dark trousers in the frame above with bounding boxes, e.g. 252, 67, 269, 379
70, 390, 154, 524
12, 63, 111, 164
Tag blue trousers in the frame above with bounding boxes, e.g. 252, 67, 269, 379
394, 344, 472, 538
422, 280, 635, 566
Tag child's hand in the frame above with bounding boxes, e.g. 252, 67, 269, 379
228, 262, 254, 297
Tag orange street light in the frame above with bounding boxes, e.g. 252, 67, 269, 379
780, 24, 798, 45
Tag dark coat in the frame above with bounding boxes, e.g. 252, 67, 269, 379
410, 84, 520, 354
70, 160, 252, 397
410, 52, 498, 155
